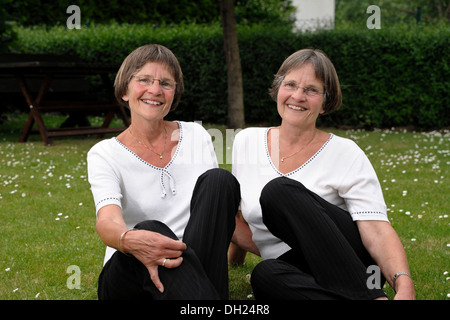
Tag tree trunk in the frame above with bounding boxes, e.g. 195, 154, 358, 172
220, 0, 245, 128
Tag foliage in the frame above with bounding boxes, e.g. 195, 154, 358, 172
0, 0, 16, 52
3, 0, 294, 27
4, 0, 219, 26
9, 22, 449, 129
336, 0, 450, 27
235, 0, 296, 25
308, 24, 450, 129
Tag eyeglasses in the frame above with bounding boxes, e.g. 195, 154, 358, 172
281, 81, 325, 97
132, 75, 176, 91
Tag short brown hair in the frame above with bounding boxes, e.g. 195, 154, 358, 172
114, 44, 184, 111
269, 48, 342, 114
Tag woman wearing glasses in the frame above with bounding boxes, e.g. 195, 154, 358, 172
88, 44, 240, 299
230, 49, 415, 300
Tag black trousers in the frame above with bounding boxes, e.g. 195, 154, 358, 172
97, 168, 240, 300
251, 177, 386, 300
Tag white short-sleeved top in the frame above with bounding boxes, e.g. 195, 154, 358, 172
87, 121, 218, 264
232, 127, 388, 260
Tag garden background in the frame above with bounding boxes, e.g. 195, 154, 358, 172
0, 0, 449, 301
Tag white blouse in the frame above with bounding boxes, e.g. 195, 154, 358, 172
232, 127, 388, 260
87, 121, 218, 264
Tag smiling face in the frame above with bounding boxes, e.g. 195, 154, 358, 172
277, 63, 325, 129
122, 62, 175, 122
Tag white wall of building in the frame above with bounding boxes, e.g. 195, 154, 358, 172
291, 0, 335, 32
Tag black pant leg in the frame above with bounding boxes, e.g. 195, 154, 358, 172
251, 259, 352, 300
183, 168, 241, 299
98, 220, 220, 300
257, 177, 385, 300
97, 168, 240, 300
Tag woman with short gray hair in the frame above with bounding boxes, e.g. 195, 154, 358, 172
230, 48, 415, 300
88, 44, 240, 299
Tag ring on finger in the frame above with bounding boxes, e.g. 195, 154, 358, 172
162, 258, 167, 267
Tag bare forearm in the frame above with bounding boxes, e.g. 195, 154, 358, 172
373, 231, 410, 286
232, 215, 260, 256
95, 205, 128, 250
357, 221, 415, 299
228, 242, 247, 265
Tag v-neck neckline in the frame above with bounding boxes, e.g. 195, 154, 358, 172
264, 127, 334, 176
115, 121, 183, 170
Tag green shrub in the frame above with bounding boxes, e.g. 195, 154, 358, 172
311, 25, 450, 129
0, 0, 16, 52
4, 0, 295, 27
4, 0, 220, 26
8, 23, 450, 129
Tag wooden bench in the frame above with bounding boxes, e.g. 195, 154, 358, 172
0, 54, 130, 145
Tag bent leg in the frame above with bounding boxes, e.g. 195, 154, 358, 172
259, 177, 385, 299
251, 259, 351, 300
98, 220, 220, 300
183, 168, 241, 299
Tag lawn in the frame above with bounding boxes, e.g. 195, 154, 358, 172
0, 113, 448, 300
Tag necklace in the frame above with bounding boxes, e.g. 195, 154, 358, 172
280, 130, 316, 163
128, 124, 167, 159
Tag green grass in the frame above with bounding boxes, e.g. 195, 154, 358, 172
0, 113, 448, 300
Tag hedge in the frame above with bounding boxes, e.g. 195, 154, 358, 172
3, 0, 294, 27
3, 0, 221, 26
8, 23, 450, 129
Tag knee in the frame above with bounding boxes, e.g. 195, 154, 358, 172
261, 177, 307, 201
259, 177, 312, 225
260, 177, 312, 209
260, 177, 308, 211
198, 168, 240, 196
133, 220, 178, 240
202, 168, 239, 186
